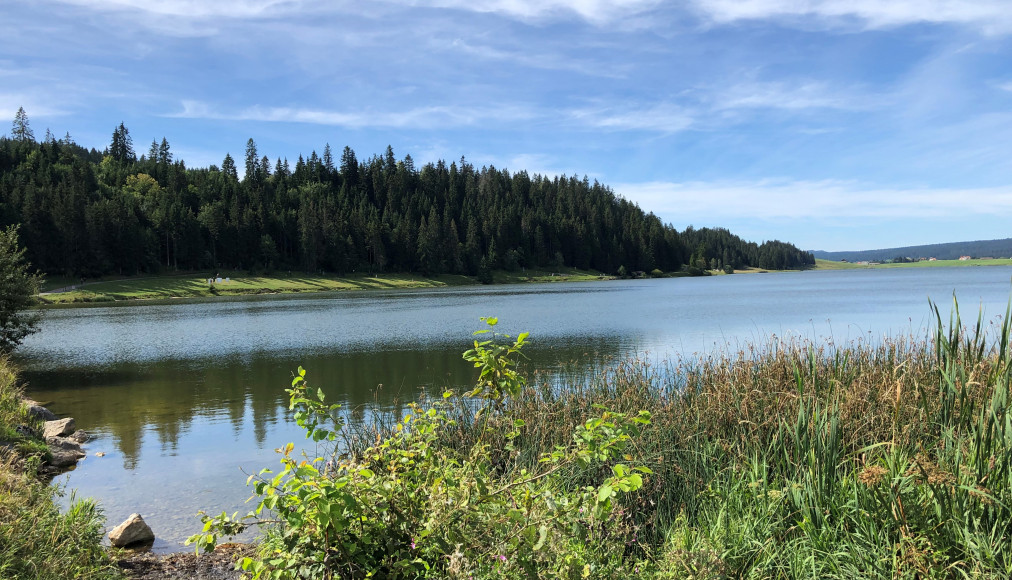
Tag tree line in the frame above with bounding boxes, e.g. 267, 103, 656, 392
1, 108, 814, 279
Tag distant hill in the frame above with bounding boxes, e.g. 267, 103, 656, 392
812, 239, 1012, 263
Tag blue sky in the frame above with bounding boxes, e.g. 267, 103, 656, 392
3, 1, 1011, 251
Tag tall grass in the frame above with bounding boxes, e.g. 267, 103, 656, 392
0, 359, 118, 580
431, 299, 1012, 577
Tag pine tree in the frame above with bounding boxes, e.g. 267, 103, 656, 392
340, 146, 358, 187
244, 138, 259, 184
11, 107, 34, 142
221, 153, 238, 182
110, 122, 135, 162
158, 138, 172, 164
322, 144, 334, 172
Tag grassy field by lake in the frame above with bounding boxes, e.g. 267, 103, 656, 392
816, 257, 1012, 270
37, 257, 1012, 304
38, 267, 611, 304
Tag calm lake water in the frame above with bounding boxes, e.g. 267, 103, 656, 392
17, 267, 1012, 552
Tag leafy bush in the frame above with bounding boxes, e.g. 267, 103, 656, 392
190, 318, 651, 579
0, 225, 43, 353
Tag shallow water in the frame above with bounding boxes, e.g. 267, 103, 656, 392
18, 267, 1012, 551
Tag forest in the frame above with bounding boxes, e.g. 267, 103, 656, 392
0, 110, 814, 279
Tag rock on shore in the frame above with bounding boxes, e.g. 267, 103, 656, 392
22, 403, 91, 472
43, 417, 75, 438
109, 513, 155, 548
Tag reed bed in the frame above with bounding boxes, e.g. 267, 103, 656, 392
428, 301, 1012, 577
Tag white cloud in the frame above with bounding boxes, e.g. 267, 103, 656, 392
570, 103, 695, 132
0, 95, 70, 119
714, 81, 880, 111
396, 0, 661, 25
170, 100, 538, 129
50, 0, 299, 18
447, 39, 627, 78
998, 81, 1012, 93
53, 0, 661, 26
691, 0, 1012, 34
614, 179, 1012, 221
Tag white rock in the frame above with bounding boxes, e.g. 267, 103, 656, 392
108, 513, 155, 547
43, 418, 75, 438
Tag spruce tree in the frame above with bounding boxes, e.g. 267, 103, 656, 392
11, 107, 33, 142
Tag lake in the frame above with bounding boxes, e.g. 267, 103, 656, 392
18, 267, 1012, 552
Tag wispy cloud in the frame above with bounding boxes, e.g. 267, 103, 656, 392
691, 0, 1012, 34
447, 39, 627, 78
565, 78, 874, 134
714, 81, 881, 111
54, 0, 662, 26
998, 81, 1012, 93
170, 100, 539, 129
570, 103, 696, 133
50, 0, 299, 18
0, 95, 69, 120
615, 179, 1012, 221
394, 0, 661, 25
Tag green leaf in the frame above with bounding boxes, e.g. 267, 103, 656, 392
627, 473, 643, 489
597, 484, 613, 503
533, 525, 548, 551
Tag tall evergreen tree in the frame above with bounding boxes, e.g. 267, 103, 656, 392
158, 138, 172, 164
322, 144, 334, 172
11, 107, 33, 142
244, 138, 259, 184
110, 123, 135, 162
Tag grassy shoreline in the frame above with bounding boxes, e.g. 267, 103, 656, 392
39, 267, 613, 305
0, 358, 118, 579
9, 287, 1012, 576
37, 257, 1012, 305
198, 301, 1012, 578
816, 257, 1012, 270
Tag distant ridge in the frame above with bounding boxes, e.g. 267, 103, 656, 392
811, 238, 1012, 263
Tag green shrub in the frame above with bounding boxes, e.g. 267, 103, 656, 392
191, 318, 651, 579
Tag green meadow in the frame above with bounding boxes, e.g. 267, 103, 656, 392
38, 268, 612, 305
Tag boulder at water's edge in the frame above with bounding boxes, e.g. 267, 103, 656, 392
109, 513, 155, 548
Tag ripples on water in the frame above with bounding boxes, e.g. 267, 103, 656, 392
18, 268, 1012, 551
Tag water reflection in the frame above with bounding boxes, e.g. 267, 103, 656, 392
24, 338, 625, 472
17, 269, 1012, 551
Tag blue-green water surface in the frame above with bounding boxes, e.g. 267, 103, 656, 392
18, 267, 1012, 551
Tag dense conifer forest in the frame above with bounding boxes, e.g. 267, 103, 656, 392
0, 111, 814, 278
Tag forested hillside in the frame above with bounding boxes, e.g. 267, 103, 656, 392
0, 113, 814, 278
